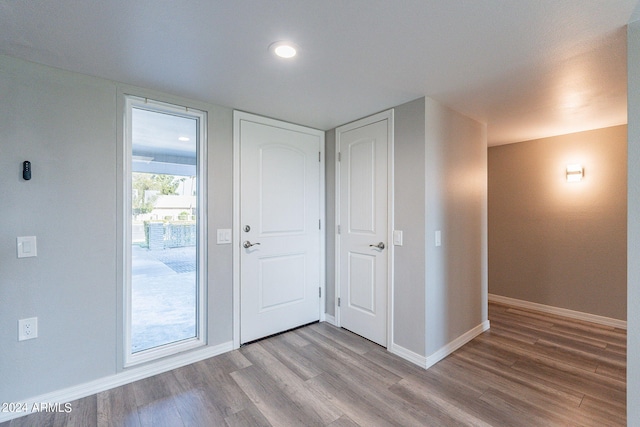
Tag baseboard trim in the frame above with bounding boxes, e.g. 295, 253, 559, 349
323, 314, 337, 326
389, 343, 427, 367
425, 320, 491, 369
488, 294, 627, 330
390, 320, 491, 370
0, 341, 234, 423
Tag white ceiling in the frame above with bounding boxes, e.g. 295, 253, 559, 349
1, 0, 638, 145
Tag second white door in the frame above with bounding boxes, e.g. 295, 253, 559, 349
237, 113, 323, 344
337, 110, 392, 347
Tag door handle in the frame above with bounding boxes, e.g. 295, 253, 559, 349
243, 241, 261, 249
369, 242, 385, 250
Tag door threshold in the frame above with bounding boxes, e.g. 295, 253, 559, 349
241, 321, 320, 346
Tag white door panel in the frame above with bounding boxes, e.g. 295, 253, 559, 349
348, 139, 376, 233
347, 252, 376, 313
338, 113, 391, 347
238, 116, 322, 344
258, 253, 306, 310
259, 145, 306, 234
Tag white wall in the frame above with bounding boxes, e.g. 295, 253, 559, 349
393, 98, 426, 355
424, 97, 488, 357
627, 18, 640, 426
0, 55, 234, 405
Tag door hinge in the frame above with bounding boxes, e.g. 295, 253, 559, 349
319, 219, 321, 230
338, 152, 341, 162
319, 287, 322, 298
338, 297, 341, 307
337, 225, 341, 234
319, 151, 321, 162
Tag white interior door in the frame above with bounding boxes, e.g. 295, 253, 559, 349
337, 112, 391, 347
238, 114, 322, 344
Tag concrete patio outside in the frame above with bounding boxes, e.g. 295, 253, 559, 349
131, 245, 196, 353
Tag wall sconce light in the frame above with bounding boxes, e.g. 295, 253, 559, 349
566, 164, 584, 182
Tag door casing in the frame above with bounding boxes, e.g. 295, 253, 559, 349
232, 111, 325, 348
335, 109, 394, 348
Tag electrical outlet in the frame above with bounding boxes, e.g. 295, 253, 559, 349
18, 317, 38, 341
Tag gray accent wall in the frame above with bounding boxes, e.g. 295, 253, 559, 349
628, 18, 640, 426
0, 54, 117, 402
324, 129, 336, 317
488, 126, 627, 320
0, 55, 234, 403
206, 104, 234, 346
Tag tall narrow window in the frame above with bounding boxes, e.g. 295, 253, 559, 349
124, 96, 206, 366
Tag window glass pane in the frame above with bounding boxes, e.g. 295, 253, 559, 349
130, 106, 199, 353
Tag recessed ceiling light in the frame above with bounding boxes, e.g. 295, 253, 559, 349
178, 136, 190, 142
269, 41, 298, 59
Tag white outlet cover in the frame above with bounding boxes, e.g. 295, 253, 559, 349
18, 317, 38, 341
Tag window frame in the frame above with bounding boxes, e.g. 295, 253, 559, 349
123, 95, 207, 367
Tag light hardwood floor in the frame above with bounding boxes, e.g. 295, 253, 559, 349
2, 302, 626, 426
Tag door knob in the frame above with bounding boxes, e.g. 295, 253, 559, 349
369, 242, 385, 250
243, 241, 261, 249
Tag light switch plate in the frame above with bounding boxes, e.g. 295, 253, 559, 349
17, 236, 37, 258
217, 229, 232, 244
393, 230, 403, 246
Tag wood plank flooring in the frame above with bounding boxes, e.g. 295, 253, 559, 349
2, 302, 626, 426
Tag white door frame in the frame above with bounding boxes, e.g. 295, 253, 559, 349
232, 111, 325, 349
335, 109, 394, 349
